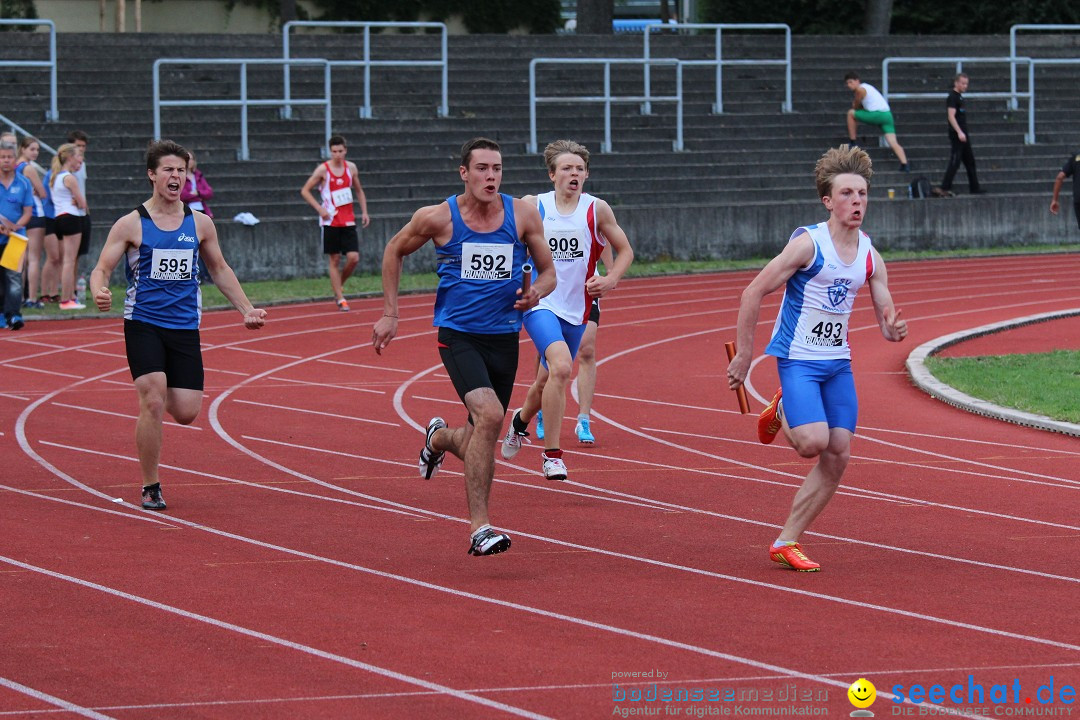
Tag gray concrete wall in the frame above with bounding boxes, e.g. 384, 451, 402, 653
88, 196, 1077, 285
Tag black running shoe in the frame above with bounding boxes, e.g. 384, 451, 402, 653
419, 417, 447, 479
467, 525, 512, 556
141, 482, 167, 510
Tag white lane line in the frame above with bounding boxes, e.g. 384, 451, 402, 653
0, 392, 31, 401
266, 375, 384, 395
412, 395, 462, 405
206, 366, 250, 376
0, 555, 551, 720
38, 442, 427, 520
0, 677, 115, 719
223, 347, 302, 359
315, 358, 416, 373
0, 483, 178, 527
231, 399, 400, 428
76, 348, 127, 359
243, 435, 674, 513
3, 364, 84, 379
859, 426, 1080, 456
644, 426, 1080, 492
5, 338, 66, 348
51, 402, 203, 430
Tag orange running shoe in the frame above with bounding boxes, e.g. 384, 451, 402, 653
757, 387, 783, 444
769, 542, 821, 572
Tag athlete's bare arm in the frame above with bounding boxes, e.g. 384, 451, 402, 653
90, 211, 139, 312
514, 197, 555, 310
585, 199, 634, 298
299, 163, 330, 220
728, 232, 816, 388
372, 203, 452, 354
196, 213, 265, 329
347, 160, 370, 228
867, 248, 906, 342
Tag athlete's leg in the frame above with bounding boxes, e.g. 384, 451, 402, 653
23, 226, 44, 304
341, 250, 359, 286
575, 320, 599, 415
40, 231, 60, 299
539, 341, 573, 451
884, 132, 908, 165
519, 361, 547, 425
327, 252, 345, 301
775, 427, 852, 543
846, 109, 858, 141
59, 233, 80, 302
133, 372, 168, 486
165, 387, 203, 426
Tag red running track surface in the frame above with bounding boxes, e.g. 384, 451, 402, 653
2, 254, 1079, 719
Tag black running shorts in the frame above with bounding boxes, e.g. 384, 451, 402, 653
54, 213, 83, 240
437, 327, 519, 414
124, 319, 204, 390
588, 297, 600, 326
321, 225, 359, 255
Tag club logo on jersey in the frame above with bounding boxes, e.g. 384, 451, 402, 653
827, 278, 852, 307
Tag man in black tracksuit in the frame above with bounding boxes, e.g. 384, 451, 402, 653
940, 73, 983, 196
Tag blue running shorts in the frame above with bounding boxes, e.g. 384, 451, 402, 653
775, 357, 858, 433
523, 308, 587, 370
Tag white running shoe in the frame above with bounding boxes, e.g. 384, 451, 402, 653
419, 417, 447, 479
501, 409, 528, 459
542, 453, 568, 480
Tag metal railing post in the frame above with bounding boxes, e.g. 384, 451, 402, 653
714, 28, 723, 114
282, 21, 293, 118
239, 63, 249, 161
1026, 63, 1036, 144
643, 29, 653, 115
361, 25, 372, 119
47, 21, 58, 121
528, 60, 538, 154
782, 26, 792, 112
439, 26, 449, 117
674, 63, 684, 151
323, 62, 333, 156
153, 60, 161, 140
603, 63, 612, 153
1010, 24, 1080, 110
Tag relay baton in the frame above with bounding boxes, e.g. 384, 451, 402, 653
521, 263, 533, 295
724, 341, 751, 414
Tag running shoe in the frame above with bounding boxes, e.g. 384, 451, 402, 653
769, 542, 820, 572
757, 387, 784, 444
467, 525, 512, 556
542, 452, 568, 481
337, 298, 350, 312
58, 299, 86, 310
8, 315, 24, 331
501, 410, 529, 459
575, 417, 594, 444
536, 410, 544, 440
141, 482, 167, 510
418, 417, 447, 479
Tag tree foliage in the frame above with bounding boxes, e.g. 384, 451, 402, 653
699, 0, 1080, 34
309, 0, 561, 34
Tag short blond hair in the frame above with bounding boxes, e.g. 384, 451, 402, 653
543, 139, 590, 174
815, 144, 873, 198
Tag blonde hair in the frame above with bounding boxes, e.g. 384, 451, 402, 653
51, 143, 79, 174
815, 144, 873, 198
543, 139, 590, 174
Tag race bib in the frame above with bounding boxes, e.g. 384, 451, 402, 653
461, 242, 512, 280
547, 228, 585, 262
150, 248, 194, 281
801, 309, 848, 348
330, 187, 353, 207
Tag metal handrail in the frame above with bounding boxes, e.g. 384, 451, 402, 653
642, 22, 791, 115
153, 58, 332, 161
881, 56, 1036, 144
0, 113, 57, 156
1009, 24, 1080, 109
282, 20, 448, 119
0, 19, 58, 121
528, 58, 684, 154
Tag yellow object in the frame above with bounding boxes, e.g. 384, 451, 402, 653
887, 188, 895, 199
848, 678, 877, 709
0, 232, 28, 271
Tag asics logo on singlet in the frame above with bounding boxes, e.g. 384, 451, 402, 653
827, 278, 852, 307
176, 233, 196, 243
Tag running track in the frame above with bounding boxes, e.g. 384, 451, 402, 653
2, 254, 1079, 719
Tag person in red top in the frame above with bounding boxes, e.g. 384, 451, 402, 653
300, 135, 370, 311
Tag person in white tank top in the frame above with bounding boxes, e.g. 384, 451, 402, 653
500, 140, 634, 481
844, 71, 909, 171
727, 145, 908, 572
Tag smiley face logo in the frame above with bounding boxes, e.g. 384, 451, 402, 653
848, 678, 877, 709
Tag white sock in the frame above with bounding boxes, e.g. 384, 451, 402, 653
472, 524, 492, 539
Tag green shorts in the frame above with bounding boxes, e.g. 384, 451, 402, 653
853, 109, 896, 135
